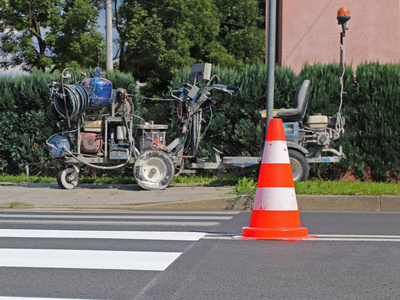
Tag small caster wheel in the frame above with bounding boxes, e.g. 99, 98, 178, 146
57, 168, 79, 189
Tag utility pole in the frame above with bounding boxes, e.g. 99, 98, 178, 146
266, 0, 276, 131
105, 0, 113, 72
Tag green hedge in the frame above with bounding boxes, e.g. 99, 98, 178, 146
1, 62, 400, 182
348, 63, 400, 181
170, 62, 398, 182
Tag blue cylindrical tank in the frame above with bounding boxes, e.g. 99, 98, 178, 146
48, 135, 70, 157
81, 67, 113, 108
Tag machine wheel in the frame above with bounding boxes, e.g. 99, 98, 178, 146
134, 150, 175, 190
57, 168, 79, 189
289, 149, 310, 182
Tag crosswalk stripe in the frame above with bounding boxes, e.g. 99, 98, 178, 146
0, 214, 233, 220
0, 220, 219, 226
0, 229, 206, 241
0, 248, 181, 271
0, 297, 99, 300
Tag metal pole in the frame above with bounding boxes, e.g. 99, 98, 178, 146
266, 0, 277, 130
105, 0, 113, 72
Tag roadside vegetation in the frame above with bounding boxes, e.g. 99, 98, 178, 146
1, 174, 400, 196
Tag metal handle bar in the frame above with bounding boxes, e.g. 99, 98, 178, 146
202, 84, 240, 95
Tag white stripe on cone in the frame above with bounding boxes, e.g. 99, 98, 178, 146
253, 187, 298, 211
261, 141, 290, 164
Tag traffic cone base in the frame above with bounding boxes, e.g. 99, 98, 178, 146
241, 210, 316, 241
241, 227, 313, 241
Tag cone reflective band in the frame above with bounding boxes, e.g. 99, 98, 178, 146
241, 118, 315, 240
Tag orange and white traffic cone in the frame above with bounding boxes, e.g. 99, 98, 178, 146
241, 118, 315, 241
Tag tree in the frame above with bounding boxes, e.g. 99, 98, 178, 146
214, 0, 265, 66
46, 0, 105, 70
0, 0, 104, 72
115, 0, 219, 94
114, 0, 265, 95
0, 0, 54, 71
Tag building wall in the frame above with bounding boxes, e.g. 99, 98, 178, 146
280, 0, 400, 73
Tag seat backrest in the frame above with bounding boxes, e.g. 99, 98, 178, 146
276, 80, 310, 121
293, 79, 310, 119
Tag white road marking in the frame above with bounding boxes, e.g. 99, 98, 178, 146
0, 214, 233, 220
0, 229, 206, 241
312, 234, 400, 242
0, 248, 181, 271
0, 220, 220, 226
204, 234, 400, 242
316, 234, 400, 238
0, 297, 100, 300
203, 235, 236, 240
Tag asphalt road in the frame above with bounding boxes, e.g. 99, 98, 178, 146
0, 211, 399, 299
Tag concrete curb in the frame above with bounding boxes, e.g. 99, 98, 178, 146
0, 197, 237, 211
1, 182, 400, 212
1, 195, 400, 212
298, 195, 400, 212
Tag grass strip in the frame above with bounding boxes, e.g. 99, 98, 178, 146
1, 174, 400, 195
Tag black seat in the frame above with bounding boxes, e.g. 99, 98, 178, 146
276, 80, 310, 122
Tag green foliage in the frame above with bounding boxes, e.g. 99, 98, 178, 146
294, 180, 400, 195
227, 177, 257, 210
46, 0, 105, 71
0, 71, 61, 174
0, 0, 104, 71
214, 0, 265, 66
115, 0, 266, 95
3, 61, 400, 183
299, 63, 354, 117
349, 62, 400, 181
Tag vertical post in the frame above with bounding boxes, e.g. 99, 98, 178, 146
105, 0, 113, 72
266, 0, 277, 130
340, 27, 345, 77
25, 164, 30, 181
337, 7, 351, 156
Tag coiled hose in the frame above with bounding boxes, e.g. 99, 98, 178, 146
51, 83, 90, 118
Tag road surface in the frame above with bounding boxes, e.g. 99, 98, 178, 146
0, 211, 399, 299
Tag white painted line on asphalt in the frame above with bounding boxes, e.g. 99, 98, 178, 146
0, 229, 206, 241
0, 248, 181, 271
0, 297, 99, 300
0, 220, 220, 226
202, 235, 236, 240
202, 234, 400, 241
314, 238, 400, 242
317, 234, 400, 238
0, 214, 233, 220
122, 211, 240, 215
312, 234, 400, 242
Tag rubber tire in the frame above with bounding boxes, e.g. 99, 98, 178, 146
134, 150, 175, 190
57, 168, 79, 189
289, 149, 310, 182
